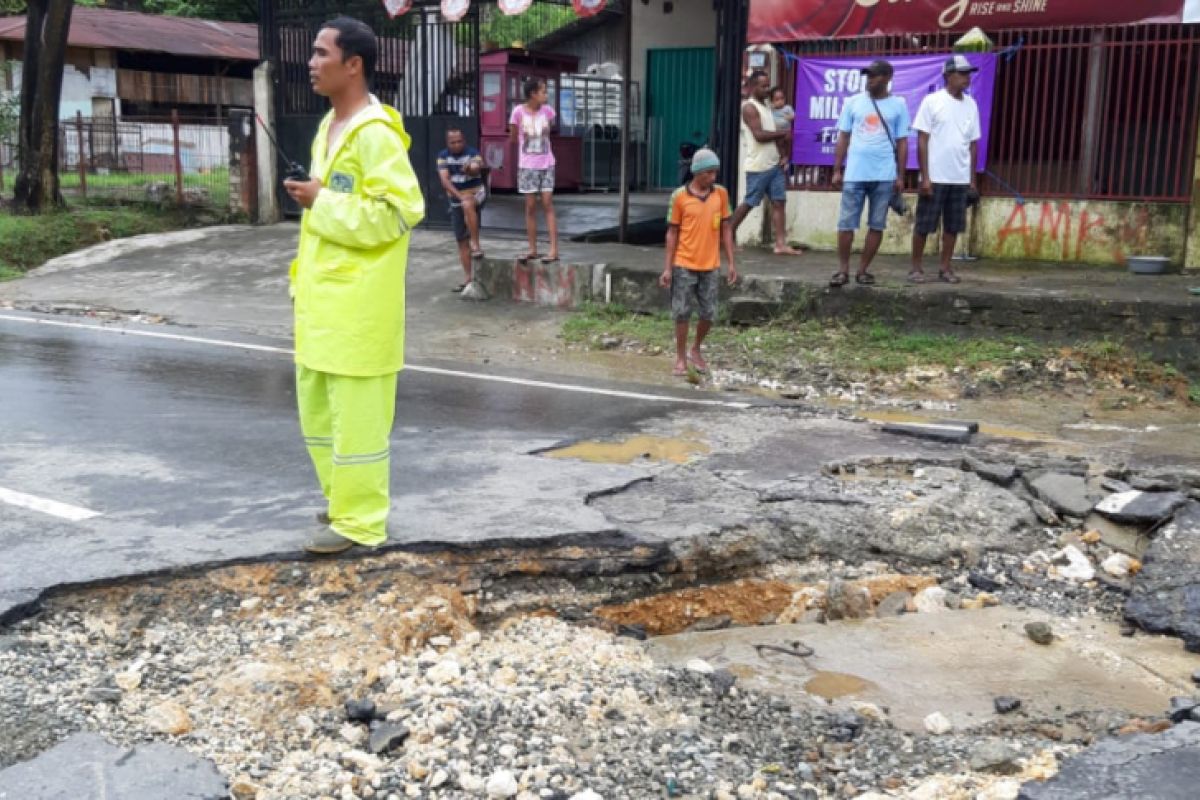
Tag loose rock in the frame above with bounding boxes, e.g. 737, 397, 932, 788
1094, 490, 1187, 525
1025, 622, 1054, 645
994, 696, 1023, 715
368, 722, 410, 754
345, 697, 376, 723
486, 769, 519, 798
914, 586, 950, 614
924, 712, 952, 735
1028, 473, 1095, 518
145, 701, 192, 735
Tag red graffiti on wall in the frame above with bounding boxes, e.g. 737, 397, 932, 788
995, 201, 1151, 263
512, 259, 576, 308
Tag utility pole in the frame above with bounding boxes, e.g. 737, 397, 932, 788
617, 0, 633, 243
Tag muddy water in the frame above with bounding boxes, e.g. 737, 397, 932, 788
543, 431, 710, 464
648, 607, 1198, 733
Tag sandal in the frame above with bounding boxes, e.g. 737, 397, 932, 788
829, 272, 849, 288
541, 255, 560, 264
516, 252, 539, 263
471, 250, 485, 260
907, 270, 925, 284
938, 269, 962, 284
855, 272, 876, 285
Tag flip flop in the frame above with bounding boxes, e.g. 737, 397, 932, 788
688, 355, 709, 374
855, 272, 876, 285
470, 250, 485, 260
938, 270, 962, 284
516, 253, 540, 263
541, 255, 560, 264
907, 271, 925, 284
672, 364, 689, 377
829, 272, 849, 288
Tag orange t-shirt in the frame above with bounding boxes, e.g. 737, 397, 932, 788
667, 184, 731, 271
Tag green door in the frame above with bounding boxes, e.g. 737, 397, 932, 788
647, 47, 715, 189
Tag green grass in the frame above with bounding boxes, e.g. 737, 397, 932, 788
0, 207, 207, 275
562, 302, 1047, 375
562, 303, 1198, 404
59, 169, 230, 208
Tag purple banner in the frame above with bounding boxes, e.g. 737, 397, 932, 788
790, 53, 997, 172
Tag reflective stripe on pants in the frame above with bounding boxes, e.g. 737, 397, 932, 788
296, 365, 398, 546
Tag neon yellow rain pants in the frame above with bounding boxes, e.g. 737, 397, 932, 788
297, 366, 397, 546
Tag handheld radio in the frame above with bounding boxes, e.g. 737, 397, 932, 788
254, 113, 310, 182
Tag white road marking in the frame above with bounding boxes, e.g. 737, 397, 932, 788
0, 486, 101, 521
0, 313, 753, 409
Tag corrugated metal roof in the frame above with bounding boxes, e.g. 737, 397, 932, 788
0, 7, 258, 61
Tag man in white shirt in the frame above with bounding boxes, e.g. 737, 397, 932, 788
910, 55, 981, 283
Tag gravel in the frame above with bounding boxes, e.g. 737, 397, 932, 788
0, 575, 1092, 800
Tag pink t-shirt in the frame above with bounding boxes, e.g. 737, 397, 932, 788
509, 104, 556, 170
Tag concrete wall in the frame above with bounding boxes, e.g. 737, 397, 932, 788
6, 58, 119, 120
740, 189, 1192, 268
630, 0, 715, 94
548, 0, 715, 118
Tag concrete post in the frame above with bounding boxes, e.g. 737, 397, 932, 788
254, 62, 280, 224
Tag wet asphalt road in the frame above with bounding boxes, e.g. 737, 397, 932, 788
0, 312, 742, 622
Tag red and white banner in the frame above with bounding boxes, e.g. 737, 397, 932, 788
382, 0, 412, 18
499, 0, 534, 16
441, 0, 469, 22
749, 0, 1194, 42
573, 0, 606, 17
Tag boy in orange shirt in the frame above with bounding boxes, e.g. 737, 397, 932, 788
659, 148, 738, 377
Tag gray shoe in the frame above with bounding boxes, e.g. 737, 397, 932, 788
304, 527, 354, 555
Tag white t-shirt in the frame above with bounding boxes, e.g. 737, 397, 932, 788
912, 89, 981, 185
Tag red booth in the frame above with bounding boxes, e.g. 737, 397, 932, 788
480, 49, 582, 192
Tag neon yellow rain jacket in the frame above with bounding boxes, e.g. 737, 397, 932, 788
290, 102, 426, 376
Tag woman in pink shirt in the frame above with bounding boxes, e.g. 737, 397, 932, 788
509, 77, 560, 263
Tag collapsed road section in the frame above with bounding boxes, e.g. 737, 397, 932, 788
2, 406, 1200, 799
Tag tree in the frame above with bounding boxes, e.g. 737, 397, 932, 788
12, 0, 74, 212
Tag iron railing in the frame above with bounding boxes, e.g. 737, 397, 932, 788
777, 23, 1200, 202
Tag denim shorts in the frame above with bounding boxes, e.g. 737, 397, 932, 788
837, 180, 894, 232
742, 165, 787, 208
670, 267, 719, 322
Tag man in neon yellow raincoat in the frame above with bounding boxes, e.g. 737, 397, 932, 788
284, 17, 425, 554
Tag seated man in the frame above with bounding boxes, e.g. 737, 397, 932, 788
436, 127, 486, 291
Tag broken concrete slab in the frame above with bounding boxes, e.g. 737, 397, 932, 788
1125, 502, 1200, 653
0, 732, 227, 799
1085, 512, 1152, 558
963, 456, 1019, 487
1095, 490, 1188, 525
1027, 472, 1096, 518
880, 422, 974, 444
1017, 721, 1200, 800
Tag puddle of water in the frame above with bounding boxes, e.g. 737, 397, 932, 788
543, 432, 710, 464
804, 671, 875, 699
647, 607, 1196, 732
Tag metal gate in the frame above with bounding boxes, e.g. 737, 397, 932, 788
260, 0, 480, 223
646, 47, 714, 189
